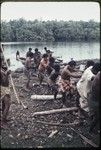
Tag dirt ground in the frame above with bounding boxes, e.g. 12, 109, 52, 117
1, 59, 100, 148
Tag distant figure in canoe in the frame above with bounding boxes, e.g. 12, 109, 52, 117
26, 48, 34, 59
48, 64, 60, 99
38, 53, 49, 85
33, 48, 41, 72
0, 57, 11, 127
58, 60, 81, 107
44, 47, 54, 57
7, 59, 11, 67
44, 47, 48, 53
16, 50, 20, 60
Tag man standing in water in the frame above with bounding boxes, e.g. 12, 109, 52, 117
16, 51, 20, 60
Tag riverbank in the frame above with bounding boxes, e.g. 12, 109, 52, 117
1, 59, 100, 148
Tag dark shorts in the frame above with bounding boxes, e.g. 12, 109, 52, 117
38, 71, 45, 80
24, 68, 31, 78
88, 93, 99, 118
49, 83, 58, 94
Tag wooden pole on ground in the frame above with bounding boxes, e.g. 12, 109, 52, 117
36, 120, 79, 127
1, 44, 28, 109
31, 94, 62, 100
33, 107, 78, 116
70, 127, 98, 147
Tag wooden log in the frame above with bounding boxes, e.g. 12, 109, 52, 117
36, 120, 79, 127
33, 107, 78, 116
31, 94, 62, 100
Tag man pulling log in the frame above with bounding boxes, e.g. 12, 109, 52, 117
33, 48, 41, 72
0, 57, 11, 127
38, 53, 49, 85
24, 56, 32, 89
48, 64, 60, 99
57, 60, 81, 107
88, 71, 100, 133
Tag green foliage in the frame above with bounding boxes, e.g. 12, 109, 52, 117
1, 19, 100, 42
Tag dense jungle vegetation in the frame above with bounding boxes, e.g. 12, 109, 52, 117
1, 18, 100, 42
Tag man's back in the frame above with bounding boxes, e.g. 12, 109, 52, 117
26, 51, 34, 58
77, 66, 95, 98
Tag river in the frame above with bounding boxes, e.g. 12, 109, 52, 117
2, 41, 100, 70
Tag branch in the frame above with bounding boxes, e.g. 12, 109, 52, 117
36, 120, 79, 127
70, 127, 98, 147
33, 107, 78, 116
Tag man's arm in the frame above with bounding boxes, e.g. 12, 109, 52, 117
64, 69, 81, 78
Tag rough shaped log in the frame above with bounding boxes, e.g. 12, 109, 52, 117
36, 120, 79, 127
33, 107, 78, 116
31, 94, 62, 100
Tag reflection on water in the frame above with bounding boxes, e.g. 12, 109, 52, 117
2, 41, 100, 70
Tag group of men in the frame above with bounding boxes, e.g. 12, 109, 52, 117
21, 47, 101, 133
0, 45, 100, 133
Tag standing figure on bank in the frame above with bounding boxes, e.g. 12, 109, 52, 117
0, 57, 11, 127
46, 53, 55, 76
26, 48, 34, 59
33, 48, 41, 72
38, 54, 49, 85
24, 56, 32, 89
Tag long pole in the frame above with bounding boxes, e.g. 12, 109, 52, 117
1, 44, 28, 109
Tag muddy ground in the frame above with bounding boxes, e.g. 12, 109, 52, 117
1, 59, 100, 148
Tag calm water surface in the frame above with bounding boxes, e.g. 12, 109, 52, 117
2, 42, 100, 70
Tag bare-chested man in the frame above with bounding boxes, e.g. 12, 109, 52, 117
24, 56, 32, 88
48, 64, 60, 99
38, 53, 49, 85
33, 48, 41, 72
58, 60, 81, 107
